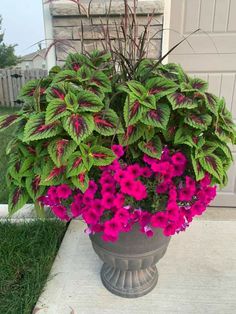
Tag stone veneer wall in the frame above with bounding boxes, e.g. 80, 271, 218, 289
49, 0, 164, 64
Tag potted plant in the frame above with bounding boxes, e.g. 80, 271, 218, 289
0, 0, 235, 298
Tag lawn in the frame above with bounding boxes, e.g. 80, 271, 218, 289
0, 107, 18, 204
0, 220, 67, 314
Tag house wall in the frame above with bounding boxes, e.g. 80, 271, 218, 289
48, 0, 164, 65
17, 56, 47, 70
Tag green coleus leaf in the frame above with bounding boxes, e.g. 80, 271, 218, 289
138, 136, 162, 159
45, 99, 70, 124
93, 109, 124, 136
90, 145, 116, 166
190, 78, 208, 91
204, 92, 219, 116
191, 154, 205, 181
48, 138, 77, 167
127, 80, 147, 98
215, 123, 232, 142
19, 78, 49, 103
77, 90, 104, 113
8, 186, 29, 215
46, 82, 67, 102
89, 71, 111, 92
141, 95, 156, 109
52, 70, 77, 83
218, 99, 235, 132
142, 103, 170, 129
174, 128, 202, 148
199, 153, 224, 181
118, 124, 144, 146
62, 113, 94, 144
195, 141, 218, 157
184, 113, 212, 130
0, 114, 23, 132
124, 96, 145, 126
146, 77, 178, 100
79, 143, 94, 171
40, 162, 66, 186
64, 91, 78, 110
66, 152, 86, 178
23, 113, 62, 142
25, 175, 45, 201
71, 173, 89, 192
167, 92, 198, 110
64, 52, 94, 71
8, 157, 34, 181
77, 65, 92, 82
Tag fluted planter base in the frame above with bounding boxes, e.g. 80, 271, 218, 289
101, 263, 158, 298
90, 224, 170, 298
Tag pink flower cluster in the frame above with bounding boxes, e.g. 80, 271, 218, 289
40, 145, 216, 242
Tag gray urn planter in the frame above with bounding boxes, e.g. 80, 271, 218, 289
90, 224, 171, 298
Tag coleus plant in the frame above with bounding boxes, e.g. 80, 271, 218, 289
0, 51, 235, 237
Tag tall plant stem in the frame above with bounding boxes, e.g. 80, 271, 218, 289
35, 200, 46, 220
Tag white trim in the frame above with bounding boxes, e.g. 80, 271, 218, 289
161, 0, 172, 64
0, 204, 35, 219
42, 0, 56, 70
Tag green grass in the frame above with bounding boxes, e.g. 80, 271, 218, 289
0, 107, 18, 203
0, 220, 67, 314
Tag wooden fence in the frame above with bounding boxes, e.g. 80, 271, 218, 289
0, 68, 48, 107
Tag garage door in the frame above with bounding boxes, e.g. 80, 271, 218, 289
162, 0, 236, 207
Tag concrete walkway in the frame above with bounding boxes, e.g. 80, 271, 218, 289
35, 209, 236, 314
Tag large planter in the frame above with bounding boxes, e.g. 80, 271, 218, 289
90, 224, 171, 298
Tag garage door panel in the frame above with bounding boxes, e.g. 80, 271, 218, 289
164, 0, 236, 207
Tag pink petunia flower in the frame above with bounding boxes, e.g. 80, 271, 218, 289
115, 208, 130, 224
163, 223, 177, 236
127, 164, 142, 178
101, 184, 116, 195
171, 152, 187, 166
141, 166, 152, 178
91, 199, 104, 215
178, 188, 194, 202
52, 205, 70, 221
113, 193, 125, 208
114, 169, 127, 182
131, 181, 148, 201
71, 201, 82, 218
150, 212, 167, 228
190, 201, 206, 216
112, 145, 124, 158
156, 182, 169, 194
104, 218, 122, 238
57, 184, 72, 199
83, 209, 99, 225
102, 193, 115, 209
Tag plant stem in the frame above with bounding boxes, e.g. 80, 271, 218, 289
35, 201, 46, 220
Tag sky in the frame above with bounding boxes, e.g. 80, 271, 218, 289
0, 0, 45, 56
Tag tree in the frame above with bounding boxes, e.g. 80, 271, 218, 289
0, 16, 19, 68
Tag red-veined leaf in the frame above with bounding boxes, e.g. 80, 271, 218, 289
184, 113, 212, 130
90, 145, 116, 166
167, 92, 198, 110
142, 103, 170, 129
23, 113, 62, 142
25, 175, 45, 201
66, 152, 86, 178
41, 162, 66, 186
199, 153, 224, 181
62, 113, 94, 144
46, 82, 67, 101
138, 136, 162, 159
94, 109, 124, 136
48, 138, 77, 167
52, 70, 77, 83
191, 154, 205, 181
8, 186, 29, 215
0, 114, 23, 132
190, 78, 208, 91
45, 99, 70, 124
146, 77, 178, 100
204, 92, 219, 116
77, 90, 104, 113
118, 124, 144, 146
71, 172, 89, 192
124, 96, 145, 126
89, 71, 111, 92
127, 80, 147, 98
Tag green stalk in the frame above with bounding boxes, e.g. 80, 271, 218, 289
34, 201, 46, 220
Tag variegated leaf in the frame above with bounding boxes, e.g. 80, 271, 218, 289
0, 114, 23, 132
142, 103, 170, 129
118, 124, 144, 146
48, 138, 77, 167
45, 99, 70, 124
184, 113, 212, 130
62, 113, 94, 144
71, 173, 89, 192
90, 146, 116, 166
8, 186, 29, 215
199, 153, 224, 181
77, 90, 104, 113
23, 113, 62, 142
146, 77, 178, 100
93, 109, 124, 136
167, 92, 198, 110
138, 136, 162, 159
124, 96, 145, 126
66, 152, 86, 178
25, 176, 45, 201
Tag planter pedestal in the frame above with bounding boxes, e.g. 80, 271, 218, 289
90, 224, 170, 298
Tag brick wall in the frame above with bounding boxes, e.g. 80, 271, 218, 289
49, 0, 164, 64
